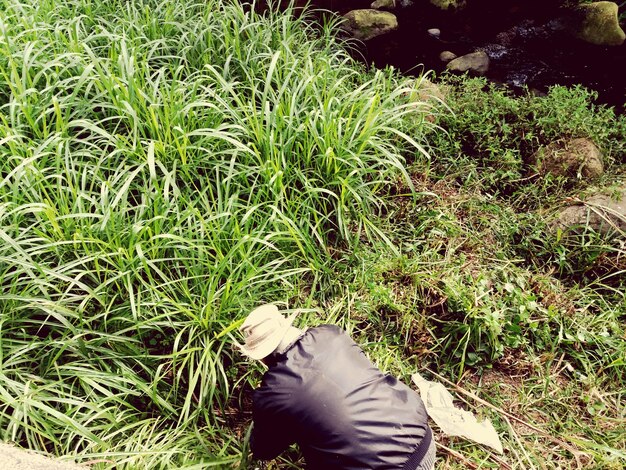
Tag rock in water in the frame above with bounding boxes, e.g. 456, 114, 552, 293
570, 1, 626, 46
446, 51, 490, 75
429, 0, 466, 10
439, 50, 457, 62
342, 10, 398, 41
371, 0, 396, 10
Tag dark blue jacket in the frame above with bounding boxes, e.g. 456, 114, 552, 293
250, 325, 430, 469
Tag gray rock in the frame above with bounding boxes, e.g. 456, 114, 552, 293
569, 1, 625, 46
342, 10, 398, 41
371, 0, 396, 9
439, 50, 457, 62
0, 443, 87, 470
430, 0, 466, 10
446, 51, 490, 75
554, 188, 626, 237
427, 28, 441, 38
530, 138, 604, 181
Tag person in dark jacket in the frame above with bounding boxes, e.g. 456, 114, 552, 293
238, 304, 436, 470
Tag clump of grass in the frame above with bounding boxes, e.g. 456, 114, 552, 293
0, 0, 432, 466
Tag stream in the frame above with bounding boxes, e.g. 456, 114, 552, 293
334, 1, 626, 113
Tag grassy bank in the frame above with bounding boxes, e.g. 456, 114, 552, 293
0, 0, 624, 468
0, 0, 428, 466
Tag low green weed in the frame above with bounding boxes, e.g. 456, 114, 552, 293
439, 268, 547, 367
333, 181, 625, 466
427, 75, 626, 204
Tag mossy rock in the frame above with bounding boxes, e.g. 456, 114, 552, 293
553, 188, 626, 237
403, 78, 448, 123
530, 138, 604, 181
446, 51, 490, 75
430, 0, 467, 10
371, 0, 396, 9
342, 9, 398, 41
571, 1, 626, 46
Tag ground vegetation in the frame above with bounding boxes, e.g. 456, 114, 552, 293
0, 0, 624, 468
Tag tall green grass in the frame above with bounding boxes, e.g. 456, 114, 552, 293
0, 0, 430, 466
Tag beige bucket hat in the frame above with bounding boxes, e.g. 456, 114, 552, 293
238, 304, 299, 360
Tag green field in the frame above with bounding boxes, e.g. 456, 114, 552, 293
0, 0, 624, 468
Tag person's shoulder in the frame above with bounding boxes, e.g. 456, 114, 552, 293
309, 324, 344, 336
305, 324, 355, 347
304, 324, 349, 342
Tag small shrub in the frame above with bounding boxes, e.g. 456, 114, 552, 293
436, 267, 550, 374
427, 76, 525, 191
427, 75, 626, 203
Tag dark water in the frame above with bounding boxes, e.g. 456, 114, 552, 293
337, 1, 626, 113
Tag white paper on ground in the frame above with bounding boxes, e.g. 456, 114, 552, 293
412, 373, 504, 454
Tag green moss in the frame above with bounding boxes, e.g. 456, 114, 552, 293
574, 1, 626, 46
